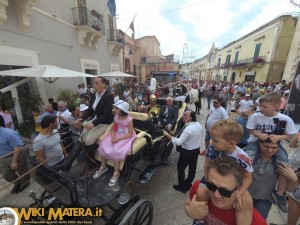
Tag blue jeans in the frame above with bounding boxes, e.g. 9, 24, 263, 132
206, 96, 212, 108
253, 198, 272, 219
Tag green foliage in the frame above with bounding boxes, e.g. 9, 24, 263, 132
15, 122, 35, 138
19, 94, 43, 123
57, 88, 78, 109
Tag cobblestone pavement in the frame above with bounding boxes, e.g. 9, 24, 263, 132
0, 98, 299, 225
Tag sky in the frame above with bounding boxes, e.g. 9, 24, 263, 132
115, 0, 299, 63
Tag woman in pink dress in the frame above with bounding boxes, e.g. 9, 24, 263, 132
93, 100, 136, 186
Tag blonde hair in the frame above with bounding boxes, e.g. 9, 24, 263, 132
210, 119, 243, 143
259, 92, 281, 105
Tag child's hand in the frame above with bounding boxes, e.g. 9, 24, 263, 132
277, 163, 297, 181
268, 134, 280, 143
112, 137, 120, 143
185, 195, 209, 220
233, 196, 244, 212
259, 133, 269, 141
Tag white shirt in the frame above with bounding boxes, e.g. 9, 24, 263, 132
239, 99, 253, 111
56, 109, 71, 129
206, 107, 228, 131
247, 112, 297, 142
93, 91, 104, 110
172, 122, 203, 150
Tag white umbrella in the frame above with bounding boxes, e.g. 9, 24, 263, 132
0, 65, 96, 83
100, 71, 136, 78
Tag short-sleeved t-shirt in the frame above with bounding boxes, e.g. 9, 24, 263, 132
32, 129, 64, 166
189, 180, 267, 225
247, 112, 297, 142
206, 107, 228, 131
206, 145, 253, 173
0, 127, 24, 156
239, 99, 253, 111
248, 157, 277, 202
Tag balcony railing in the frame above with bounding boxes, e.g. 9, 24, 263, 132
107, 29, 123, 42
72, 7, 105, 34
219, 56, 266, 68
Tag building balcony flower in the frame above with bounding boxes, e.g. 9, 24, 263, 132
254, 57, 265, 63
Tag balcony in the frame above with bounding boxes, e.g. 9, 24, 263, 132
0, 0, 40, 30
72, 7, 105, 48
229, 56, 266, 68
107, 29, 123, 55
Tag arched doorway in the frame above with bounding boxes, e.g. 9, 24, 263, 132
231, 72, 236, 82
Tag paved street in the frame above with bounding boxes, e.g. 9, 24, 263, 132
0, 98, 299, 225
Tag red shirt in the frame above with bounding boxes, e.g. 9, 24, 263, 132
189, 180, 267, 225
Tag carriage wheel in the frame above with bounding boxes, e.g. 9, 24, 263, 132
118, 199, 153, 225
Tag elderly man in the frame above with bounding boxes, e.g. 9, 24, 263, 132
158, 97, 178, 131
164, 110, 203, 193
36, 103, 57, 126
56, 100, 72, 152
80, 76, 114, 170
0, 120, 31, 193
185, 157, 267, 224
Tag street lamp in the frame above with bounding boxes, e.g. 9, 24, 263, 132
122, 41, 134, 73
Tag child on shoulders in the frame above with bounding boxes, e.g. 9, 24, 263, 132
245, 92, 297, 213
194, 119, 253, 225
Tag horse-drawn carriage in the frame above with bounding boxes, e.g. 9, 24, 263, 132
26, 99, 186, 224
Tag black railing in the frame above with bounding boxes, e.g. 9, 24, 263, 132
220, 56, 266, 68
107, 29, 123, 42
71, 7, 105, 33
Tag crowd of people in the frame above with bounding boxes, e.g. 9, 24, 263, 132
0, 76, 299, 225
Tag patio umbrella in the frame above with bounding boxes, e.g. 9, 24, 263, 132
0, 65, 96, 83
100, 71, 136, 78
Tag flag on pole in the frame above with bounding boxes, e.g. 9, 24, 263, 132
107, 0, 116, 17
128, 14, 137, 33
129, 20, 135, 33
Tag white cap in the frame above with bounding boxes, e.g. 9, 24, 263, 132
113, 100, 129, 113
80, 104, 88, 111
245, 94, 250, 97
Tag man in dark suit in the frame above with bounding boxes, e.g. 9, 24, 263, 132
158, 97, 179, 131
80, 76, 114, 169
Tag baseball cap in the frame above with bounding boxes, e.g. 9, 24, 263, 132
245, 94, 250, 97
113, 100, 129, 113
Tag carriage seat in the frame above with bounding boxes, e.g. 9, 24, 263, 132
94, 112, 148, 170
170, 101, 186, 135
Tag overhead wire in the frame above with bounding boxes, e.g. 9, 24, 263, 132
118, 0, 212, 21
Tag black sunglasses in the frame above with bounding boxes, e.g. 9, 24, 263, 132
212, 101, 218, 104
206, 180, 238, 198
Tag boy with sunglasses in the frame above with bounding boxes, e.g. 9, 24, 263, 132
185, 157, 266, 225
194, 119, 254, 225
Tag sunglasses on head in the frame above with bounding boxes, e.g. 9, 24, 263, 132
206, 180, 238, 198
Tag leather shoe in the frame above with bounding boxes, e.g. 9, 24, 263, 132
11, 184, 20, 193
173, 185, 187, 194
14, 183, 30, 194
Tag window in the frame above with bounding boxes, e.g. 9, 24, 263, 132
225, 55, 231, 66
253, 43, 261, 62
234, 51, 239, 64
217, 58, 221, 68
